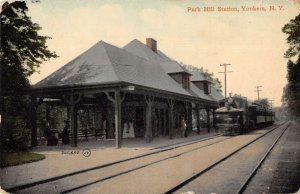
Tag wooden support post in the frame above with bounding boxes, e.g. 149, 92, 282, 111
115, 90, 122, 148
213, 108, 216, 130
167, 99, 175, 139
45, 104, 54, 138
100, 98, 108, 138
63, 94, 81, 147
86, 109, 90, 141
145, 95, 154, 143
46, 104, 50, 126
67, 106, 70, 121
206, 107, 211, 133
70, 104, 76, 146
30, 95, 38, 147
162, 109, 167, 136
196, 104, 201, 135
184, 102, 192, 137
104, 90, 125, 148
184, 102, 188, 137
187, 105, 192, 136
158, 109, 163, 137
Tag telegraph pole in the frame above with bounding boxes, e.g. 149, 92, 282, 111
219, 64, 232, 98
269, 100, 274, 109
254, 86, 262, 101
269, 100, 274, 121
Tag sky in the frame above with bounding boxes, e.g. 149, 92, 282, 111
7, 0, 300, 107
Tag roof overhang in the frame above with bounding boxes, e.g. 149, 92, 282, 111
30, 81, 219, 107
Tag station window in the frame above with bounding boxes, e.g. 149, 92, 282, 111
204, 82, 211, 94
182, 75, 190, 89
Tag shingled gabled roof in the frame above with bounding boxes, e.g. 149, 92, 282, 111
210, 87, 224, 101
123, 39, 191, 75
123, 39, 224, 101
34, 38, 223, 103
189, 70, 224, 101
189, 83, 213, 101
123, 39, 223, 102
191, 70, 212, 83
35, 41, 119, 88
34, 41, 192, 97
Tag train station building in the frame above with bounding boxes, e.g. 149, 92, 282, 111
30, 38, 224, 148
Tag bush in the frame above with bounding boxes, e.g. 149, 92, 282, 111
2, 136, 29, 152
2, 116, 30, 152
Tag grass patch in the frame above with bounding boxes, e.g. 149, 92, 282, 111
1, 152, 45, 168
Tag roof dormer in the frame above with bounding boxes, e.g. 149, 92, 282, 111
169, 72, 191, 89
191, 71, 212, 94
123, 38, 193, 90
182, 73, 191, 89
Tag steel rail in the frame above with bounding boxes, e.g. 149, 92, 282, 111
5, 123, 281, 193
61, 124, 280, 193
61, 137, 232, 193
5, 133, 222, 193
164, 122, 288, 194
235, 122, 291, 194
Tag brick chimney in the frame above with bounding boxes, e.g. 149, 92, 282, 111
146, 38, 157, 53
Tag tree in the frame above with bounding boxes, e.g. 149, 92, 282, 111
282, 14, 300, 119
182, 64, 223, 92
1, 1, 58, 93
282, 14, 300, 59
285, 59, 300, 117
281, 86, 289, 119
254, 98, 270, 109
0, 1, 58, 151
281, 86, 288, 107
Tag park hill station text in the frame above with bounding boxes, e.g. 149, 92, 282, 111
187, 6, 284, 12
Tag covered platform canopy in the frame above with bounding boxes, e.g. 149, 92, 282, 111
30, 39, 223, 148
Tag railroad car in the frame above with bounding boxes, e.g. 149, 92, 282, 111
215, 96, 274, 135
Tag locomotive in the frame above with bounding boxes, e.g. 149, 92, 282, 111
215, 96, 274, 135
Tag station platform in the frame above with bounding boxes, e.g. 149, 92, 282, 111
32, 128, 219, 152
0, 128, 219, 190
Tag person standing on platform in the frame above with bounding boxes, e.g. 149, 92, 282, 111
181, 116, 187, 137
129, 120, 135, 138
123, 122, 130, 138
62, 120, 70, 144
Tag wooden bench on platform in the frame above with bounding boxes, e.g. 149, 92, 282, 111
78, 128, 106, 141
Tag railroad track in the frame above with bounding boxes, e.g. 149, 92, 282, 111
4, 133, 224, 193
61, 136, 232, 193
5, 123, 284, 193
235, 122, 291, 194
166, 121, 290, 194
